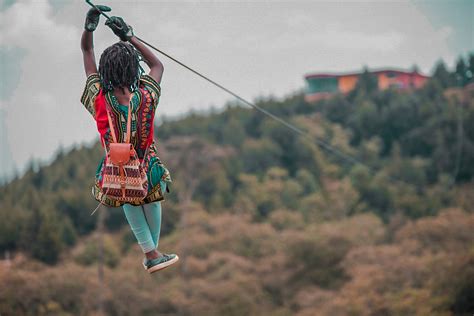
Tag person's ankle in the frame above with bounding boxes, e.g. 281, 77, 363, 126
145, 249, 160, 260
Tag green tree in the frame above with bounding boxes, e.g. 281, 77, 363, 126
25, 208, 64, 264
240, 138, 282, 174
468, 53, 474, 83
350, 67, 378, 98
431, 59, 455, 88
455, 56, 468, 87
0, 203, 27, 251
220, 117, 247, 147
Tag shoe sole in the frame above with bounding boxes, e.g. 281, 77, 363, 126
147, 255, 179, 274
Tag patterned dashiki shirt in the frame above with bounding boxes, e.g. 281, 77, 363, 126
80, 73, 172, 207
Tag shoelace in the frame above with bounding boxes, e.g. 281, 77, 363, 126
145, 254, 172, 266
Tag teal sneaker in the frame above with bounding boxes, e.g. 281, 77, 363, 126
144, 253, 179, 274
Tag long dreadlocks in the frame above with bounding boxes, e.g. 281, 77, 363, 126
98, 42, 141, 93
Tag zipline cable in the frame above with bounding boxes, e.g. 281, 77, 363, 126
133, 36, 366, 168
84, 0, 402, 184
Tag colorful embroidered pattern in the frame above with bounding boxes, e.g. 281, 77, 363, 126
80, 73, 171, 207
80, 73, 101, 117
101, 152, 149, 203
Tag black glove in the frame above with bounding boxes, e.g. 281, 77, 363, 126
84, 5, 111, 32
105, 16, 134, 41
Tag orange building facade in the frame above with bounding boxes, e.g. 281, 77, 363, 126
305, 69, 429, 102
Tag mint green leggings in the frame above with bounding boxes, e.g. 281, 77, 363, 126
122, 201, 162, 253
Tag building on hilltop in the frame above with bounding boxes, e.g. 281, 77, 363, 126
304, 68, 429, 102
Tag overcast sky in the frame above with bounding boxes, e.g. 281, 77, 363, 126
0, 0, 473, 178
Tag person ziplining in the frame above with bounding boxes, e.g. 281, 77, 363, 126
82, 0, 388, 180
80, 4, 178, 274
79, 1, 412, 276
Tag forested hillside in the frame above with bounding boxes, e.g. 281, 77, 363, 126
0, 55, 473, 316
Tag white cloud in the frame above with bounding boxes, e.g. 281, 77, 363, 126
0, 0, 96, 172
324, 27, 404, 53
0, 0, 463, 175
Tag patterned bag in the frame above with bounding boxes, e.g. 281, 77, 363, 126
100, 95, 149, 203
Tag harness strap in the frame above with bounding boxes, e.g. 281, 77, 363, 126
91, 91, 153, 215
105, 92, 133, 144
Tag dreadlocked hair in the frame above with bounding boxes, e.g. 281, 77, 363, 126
99, 42, 140, 93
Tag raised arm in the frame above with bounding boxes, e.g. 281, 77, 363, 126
129, 36, 164, 84
106, 16, 164, 83
81, 30, 97, 76
81, 5, 111, 77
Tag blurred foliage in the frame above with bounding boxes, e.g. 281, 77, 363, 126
0, 54, 473, 315
74, 234, 120, 268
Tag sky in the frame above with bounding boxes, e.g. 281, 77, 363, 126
0, 0, 473, 180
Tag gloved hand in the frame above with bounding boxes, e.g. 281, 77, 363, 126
105, 16, 134, 41
84, 5, 111, 32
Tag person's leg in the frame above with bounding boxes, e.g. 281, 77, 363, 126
143, 201, 162, 250
143, 181, 167, 249
122, 203, 157, 254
